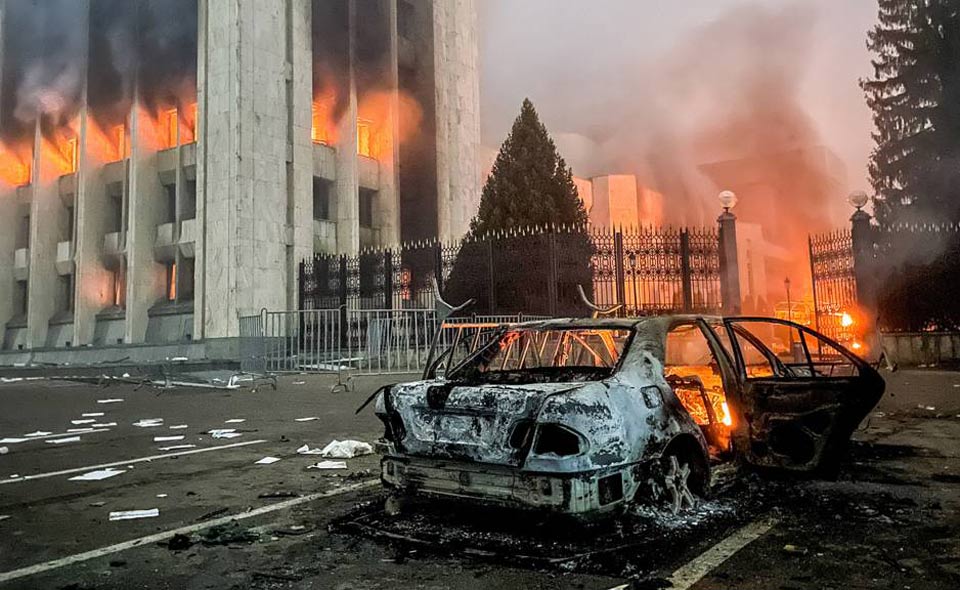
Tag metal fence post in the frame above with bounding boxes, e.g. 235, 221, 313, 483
338, 255, 348, 349
851, 208, 878, 338
614, 230, 626, 317
488, 239, 497, 314
680, 229, 693, 313
717, 210, 741, 315
434, 242, 444, 293
384, 249, 394, 311
547, 231, 559, 316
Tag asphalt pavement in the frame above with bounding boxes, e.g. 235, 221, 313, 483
0, 370, 958, 589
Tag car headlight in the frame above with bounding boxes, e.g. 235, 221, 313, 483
533, 424, 584, 457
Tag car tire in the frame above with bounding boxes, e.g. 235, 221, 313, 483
649, 449, 704, 515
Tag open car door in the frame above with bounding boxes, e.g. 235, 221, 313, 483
722, 318, 884, 474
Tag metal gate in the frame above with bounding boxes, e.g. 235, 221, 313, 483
808, 229, 858, 341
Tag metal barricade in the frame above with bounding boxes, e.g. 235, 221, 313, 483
346, 309, 439, 375
252, 309, 344, 374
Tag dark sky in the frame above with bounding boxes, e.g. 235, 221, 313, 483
478, 0, 878, 224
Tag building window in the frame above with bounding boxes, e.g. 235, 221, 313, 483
164, 184, 177, 224
359, 189, 375, 228
183, 180, 197, 220
179, 258, 195, 301
16, 215, 30, 249
357, 119, 373, 157
15, 281, 28, 316
313, 177, 331, 220
59, 275, 73, 313
64, 205, 74, 242
111, 268, 126, 308
166, 262, 177, 302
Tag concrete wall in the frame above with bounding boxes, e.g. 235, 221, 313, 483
881, 332, 960, 368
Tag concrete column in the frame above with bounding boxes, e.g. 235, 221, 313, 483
851, 209, 878, 341
199, 0, 292, 338
125, 101, 167, 344
0, 0, 12, 340
335, 0, 360, 256
26, 121, 59, 348
193, 0, 207, 339
287, 0, 315, 311
375, 0, 401, 247
718, 210, 741, 316
433, 0, 480, 243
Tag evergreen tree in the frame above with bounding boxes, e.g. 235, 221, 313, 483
470, 98, 588, 236
863, 0, 960, 223
444, 99, 592, 315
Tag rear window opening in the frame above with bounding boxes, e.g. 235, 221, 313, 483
665, 324, 733, 459
448, 328, 632, 385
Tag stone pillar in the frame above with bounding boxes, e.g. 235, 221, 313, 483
850, 208, 878, 341
375, 0, 401, 247
287, 0, 315, 311
26, 121, 57, 348
718, 210, 741, 316
433, 0, 480, 243
198, 0, 293, 338
0, 0, 12, 340
335, 0, 360, 256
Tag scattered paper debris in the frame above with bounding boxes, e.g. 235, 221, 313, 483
0, 515, 9, 521
133, 419, 164, 428
82, 412, 105, 418
296, 444, 324, 455
71, 419, 96, 425
0, 438, 28, 444
224, 419, 246, 424
255, 457, 281, 465
156, 494, 168, 498
307, 461, 348, 470
170, 357, 189, 362
292, 381, 306, 385
917, 404, 937, 411
168, 425, 188, 430
92, 422, 118, 428
294, 417, 319, 422
154, 436, 185, 442
158, 444, 197, 451
46, 436, 81, 444
69, 468, 126, 481
0, 447, 7, 455
97, 399, 124, 404
109, 509, 159, 521
319, 439, 373, 459
67, 428, 95, 433
24, 431, 52, 437
208, 429, 241, 439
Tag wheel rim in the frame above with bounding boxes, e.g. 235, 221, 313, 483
660, 454, 698, 514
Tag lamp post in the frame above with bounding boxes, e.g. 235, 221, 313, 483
784, 276, 792, 323
717, 190, 741, 315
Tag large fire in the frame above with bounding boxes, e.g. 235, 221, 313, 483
0, 142, 31, 186
87, 120, 129, 164
41, 127, 80, 178
140, 102, 197, 151
311, 84, 423, 159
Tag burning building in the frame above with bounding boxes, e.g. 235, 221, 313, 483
573, 174, 665, 229
0, 0, 480, 358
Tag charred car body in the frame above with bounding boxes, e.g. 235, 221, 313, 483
373, 316, 884, 516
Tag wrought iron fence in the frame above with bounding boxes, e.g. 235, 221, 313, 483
300, 225, 723, 317
808, 229, 857, 341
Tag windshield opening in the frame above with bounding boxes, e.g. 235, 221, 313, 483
448, 328, 633, 384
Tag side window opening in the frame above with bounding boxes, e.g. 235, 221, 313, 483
727, 320, 861, 380
665, 324, 733, 458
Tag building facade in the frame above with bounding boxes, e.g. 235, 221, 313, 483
0, 0, 480, 360
573, 174, 665, 228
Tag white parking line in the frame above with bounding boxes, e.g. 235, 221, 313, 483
0, 479, 379, 584
607, 516, 778, 590
1, 439, 268, 485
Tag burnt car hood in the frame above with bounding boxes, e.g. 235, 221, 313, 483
384, 380, 589, 466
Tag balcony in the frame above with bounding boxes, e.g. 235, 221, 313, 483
312, 143, 337, 181
55, 241, 74, 275
313, 219, 337, 254
179, 218, 197, 258
102, 232, 125, 270
154, 222, 177, 262
358, 156, 380, 191
58, 174, 76, 206
13, 248, 29, 281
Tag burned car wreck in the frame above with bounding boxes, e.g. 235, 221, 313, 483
371, 316, 885, 517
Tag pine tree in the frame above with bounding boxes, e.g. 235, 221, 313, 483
443, 99, 593, 315
469, 98, 588, 236
862, 0, 960, 224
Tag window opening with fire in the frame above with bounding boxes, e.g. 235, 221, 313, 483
665, 323, 732, 456
728, 320, 859, 379
448, 328, 632, 385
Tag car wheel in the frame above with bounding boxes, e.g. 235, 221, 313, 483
650, 452, 699, 515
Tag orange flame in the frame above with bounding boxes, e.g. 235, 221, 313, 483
0, 142, 31, 186
87, 119, 129, 164
41, 133, 78, 178
139, 102, 198, 151
312, 89, 339, 146
357, 89, 423, 159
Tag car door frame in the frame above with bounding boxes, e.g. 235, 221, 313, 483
719, 316, 884, 473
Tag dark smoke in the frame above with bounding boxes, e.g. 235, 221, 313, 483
313, 0, 351, 123
0, 0, 198, 144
